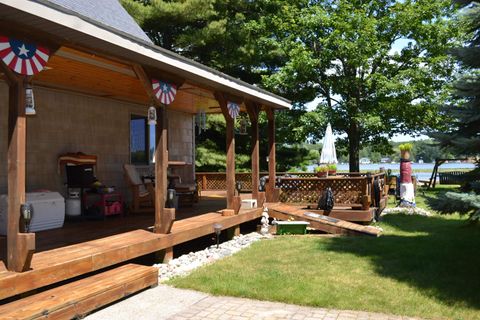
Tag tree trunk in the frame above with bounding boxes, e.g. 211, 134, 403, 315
348, 122, 360, 173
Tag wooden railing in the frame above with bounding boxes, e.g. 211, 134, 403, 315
275, 176, 369, 209
195, 172, 317, 192
195, 171, 388, 209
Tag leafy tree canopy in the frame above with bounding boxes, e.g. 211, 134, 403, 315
262, 0, 464, 171
123, 0, 464, 173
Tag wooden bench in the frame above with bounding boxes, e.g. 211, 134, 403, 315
0, 263, 158, 320
439, 171, 468, 185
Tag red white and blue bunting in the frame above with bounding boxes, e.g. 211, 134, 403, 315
0, 36, 50, 75
227, 101, 240, 119
152, 79, 177, 105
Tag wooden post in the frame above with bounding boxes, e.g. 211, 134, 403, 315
246, 101, 259, 200
5, 73, 35, 272
154, 105, 170, 233
215, 93, 235, 210
266, 107, 276, 202
216, 93, 240, 237
133, 64, 176, 234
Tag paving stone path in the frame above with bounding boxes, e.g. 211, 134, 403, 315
169, 294, 419, 320
85, 285, 420, 320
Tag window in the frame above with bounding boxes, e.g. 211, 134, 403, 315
130, 114, 157, 165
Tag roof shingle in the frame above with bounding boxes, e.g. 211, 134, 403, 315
39, 0, 152, 43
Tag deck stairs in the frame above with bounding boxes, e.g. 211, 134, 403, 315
0, 208, 263, 318
0, 263, 158, 320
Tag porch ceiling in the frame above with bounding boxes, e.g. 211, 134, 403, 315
29, 46, 222, 114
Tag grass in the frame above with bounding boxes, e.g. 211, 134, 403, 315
168, 186, 480, 319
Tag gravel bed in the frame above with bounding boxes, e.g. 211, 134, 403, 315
154, 232, 272, 282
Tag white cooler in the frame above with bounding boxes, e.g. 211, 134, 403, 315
0, 192, 65, 235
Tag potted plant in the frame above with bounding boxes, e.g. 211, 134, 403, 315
399, 143, 413, 160
327, 164, 337, 176
315, 165, 329, 177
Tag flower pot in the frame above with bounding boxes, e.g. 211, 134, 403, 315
317, 171, 327, 178
401, 150, 411, 160
328, 170, 336, 176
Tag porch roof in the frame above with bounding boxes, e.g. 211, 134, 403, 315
0, 0, 291, 110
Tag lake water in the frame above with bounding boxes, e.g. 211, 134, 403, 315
307, 162, 476, 181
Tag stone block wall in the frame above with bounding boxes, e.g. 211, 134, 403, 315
0, 81, 194, 202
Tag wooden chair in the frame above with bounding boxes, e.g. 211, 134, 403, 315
173, 183, 197, 207
123, 164, 155, 213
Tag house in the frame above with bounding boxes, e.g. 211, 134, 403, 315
360, 157, 371, 164
0, 0, 290, 316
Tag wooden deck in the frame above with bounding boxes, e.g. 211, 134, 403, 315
0, 206, 262, 301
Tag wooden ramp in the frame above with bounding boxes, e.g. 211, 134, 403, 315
0, 207, 262, 301
0, 264, 158, 320
286, 204, 376, 222
265, 203, 381, 237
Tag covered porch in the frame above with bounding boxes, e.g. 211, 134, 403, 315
0, 0, 289, 305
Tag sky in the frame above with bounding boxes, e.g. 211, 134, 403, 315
304, 38, 430, 142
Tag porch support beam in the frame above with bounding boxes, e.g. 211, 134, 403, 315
266, 107, 278, 202
132, 64, 175, 236
154, 105, 171, 233
215, 92, 236, 210
245, 101, 260, 201
1, 61, 35, 272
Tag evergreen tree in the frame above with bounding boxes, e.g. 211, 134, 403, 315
429, 1, 480, 221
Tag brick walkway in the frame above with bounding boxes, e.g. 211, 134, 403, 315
85, 285, 419, 320
169, 295, 419, 320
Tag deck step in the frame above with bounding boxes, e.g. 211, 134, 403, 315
0, 263, 158, 320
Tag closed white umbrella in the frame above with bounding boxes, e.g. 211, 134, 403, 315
319, 123, 338, 164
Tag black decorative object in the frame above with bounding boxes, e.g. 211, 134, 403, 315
20, 203, 33, 233
317, 187, 334, 212
259, 177, 267, 192
213, 223, 222, 248
235, 181, 242, 195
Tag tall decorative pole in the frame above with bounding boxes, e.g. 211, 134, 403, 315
399, 143, 415, 207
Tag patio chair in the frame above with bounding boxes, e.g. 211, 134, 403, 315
123, 164, 155, 213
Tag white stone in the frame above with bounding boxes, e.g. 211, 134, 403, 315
155, 232, 271, 282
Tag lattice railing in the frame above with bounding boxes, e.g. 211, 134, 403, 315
196, 172, 317, 191
276, 177, 368, 207
195, 171, 386, 209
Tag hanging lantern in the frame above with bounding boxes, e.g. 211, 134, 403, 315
25, 83, 36, 115
147, 106, 157, 125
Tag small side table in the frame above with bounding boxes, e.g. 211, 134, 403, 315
83, 192, 123, 217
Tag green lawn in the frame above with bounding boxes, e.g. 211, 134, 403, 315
168, 187, 480, 319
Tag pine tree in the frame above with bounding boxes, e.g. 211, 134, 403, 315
429, 1, 480, 221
